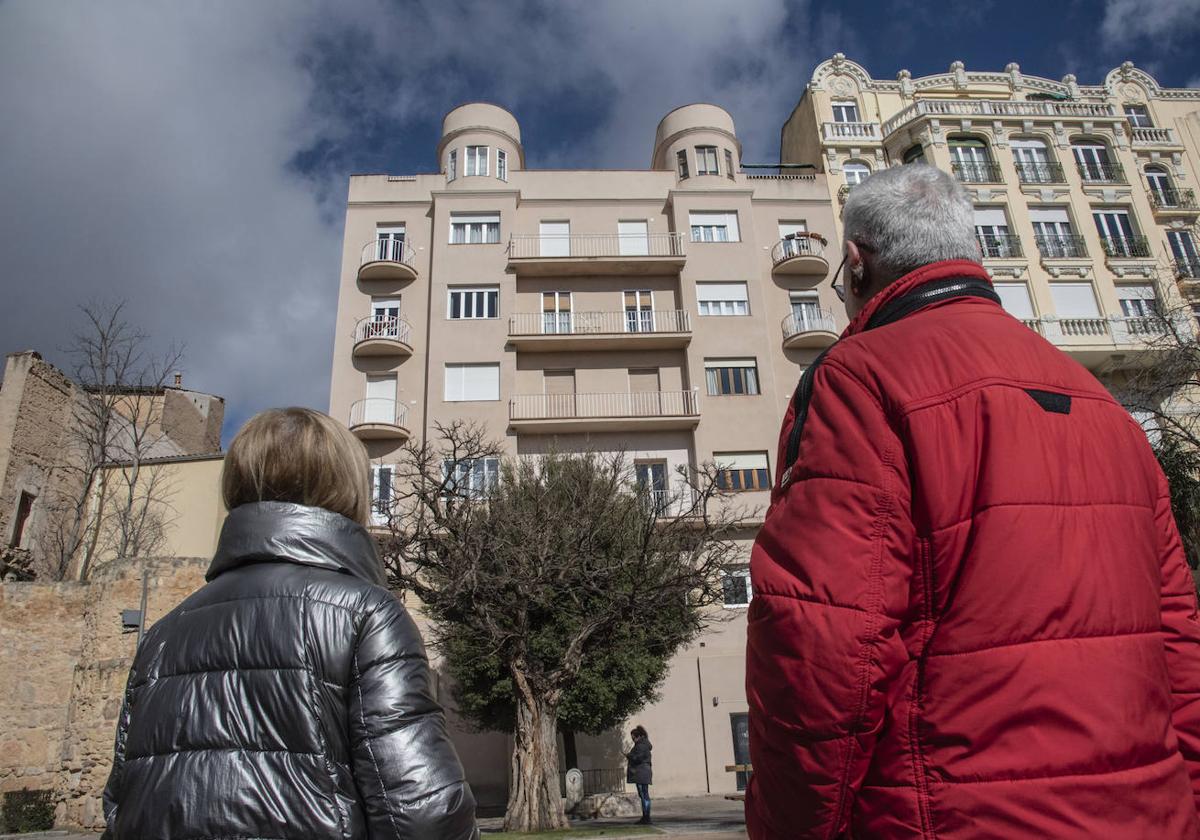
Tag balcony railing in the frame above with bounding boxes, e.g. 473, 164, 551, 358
1120, 316, 1168, 337
977, 233, 1023, 259
1077, 161, 1126, 184
1149, 188, 1198, 211
821, 121, 881, 142
1101, 235, 1152, 259
782, 310, 838, 339
360, 239, 417, 271
510, 390, 699, 422
506, 232, 686, 259
354, 316, 412, 346
1035, 234, 1088, 259
951, 161, 1004, 184
1175, 259, 1200, 280
1059, 318, 1110, 338
1131, 127, 1180, 146
509, 310, 690, 337
771, 235, 826, 263
882, 99, 1116, 136
350, 398, 409, 429
1015, 162, 1066, 184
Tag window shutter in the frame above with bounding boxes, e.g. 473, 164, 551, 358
1049, 283, 1101, 317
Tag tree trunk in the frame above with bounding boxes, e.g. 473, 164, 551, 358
505, 674, 567, 832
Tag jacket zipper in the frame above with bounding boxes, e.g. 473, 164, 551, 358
779, 278, 1000, 488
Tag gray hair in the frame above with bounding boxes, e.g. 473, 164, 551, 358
842, 164, 980, 283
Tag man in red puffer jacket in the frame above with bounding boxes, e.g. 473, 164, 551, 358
745, 164, 1200, 839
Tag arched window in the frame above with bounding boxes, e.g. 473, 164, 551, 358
902, 144, 926, 164
844, 161, 870, 187
1011, 137, 1060, 184
1071, 138, 1120, 183
1145, 165, 1176, 207
948, 136, 998, 183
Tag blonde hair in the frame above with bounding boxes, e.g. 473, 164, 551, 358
222, 407, 371, 526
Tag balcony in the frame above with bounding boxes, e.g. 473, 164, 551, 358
509, 390, 700, 433
1077, 161, 1126, 185
1015, 162, 1066, 184
358, 239, 418, 283
1174, 259, 1200, 281
352, 317, 413, 358
1025, 315, 1169, 369
821, 122, 881, 144
1035, 234, 1088, 260
952, 161, 1004, 184
506, 233, 686, 276
882, 99, 1117, 137
349, 399, 410, 441
1131, 127, 1182, 148
782, 310, 839, 350
508, 310, 691, 351
1149, 189, 1198, 215
1101, 235, 1152, 260
977, 233, 1024, 260
771, 235, 830, 280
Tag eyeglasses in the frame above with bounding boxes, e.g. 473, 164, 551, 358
831, 253, 847, 302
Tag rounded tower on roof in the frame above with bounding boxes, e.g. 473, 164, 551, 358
437, 102, 524, 182
651, 103, 741, 182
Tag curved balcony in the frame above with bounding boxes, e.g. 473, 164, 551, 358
782, 310, 839, 349
349, 399, 410, 441
353, 317, 413, 358
771, 236, 829, 280
358, 239, 418, 283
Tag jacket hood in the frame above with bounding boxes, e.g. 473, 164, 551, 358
844, 259, 991, 339
208, 500, 385, 585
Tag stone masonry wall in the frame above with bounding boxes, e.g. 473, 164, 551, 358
0, 556, 207, 829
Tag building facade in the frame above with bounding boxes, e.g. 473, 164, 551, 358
784, 55, 1200, 374
327, 102, 842, 802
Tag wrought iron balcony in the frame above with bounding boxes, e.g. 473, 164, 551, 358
507, 310, 691, 351
977, 233, 1023, 259
1015, 162, 1066, 184
1077, 161, 1126, 184
821, 121, 881, 143
782, 310, 839, 349
358, 239, 418, 282
349, 399, 410, 440
1174, 259, 1200, 280
1035, 234, 1088, 259
1149, 188, 1198, 212
509, 390, 700, 432
1101, 235, 1152, 259
951, 161, 1004, 184
352, 317, 413, 357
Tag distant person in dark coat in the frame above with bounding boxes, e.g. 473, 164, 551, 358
626, 725, 653, 824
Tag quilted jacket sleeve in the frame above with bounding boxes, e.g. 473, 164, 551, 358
746, 359, 915, 840
350, 592, 479, 840
100, 662, 138, 840
1155, 470, 1200, 808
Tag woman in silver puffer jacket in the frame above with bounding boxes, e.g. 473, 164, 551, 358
101, 407, 478, 840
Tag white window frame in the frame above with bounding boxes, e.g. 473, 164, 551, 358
843, 161, 870, 186
676, 149, 689, 179
449, 213, 501, 245
447, 149, 457, 181
696, 145, 719, 176
689, 211, 740, 243
444, 363, 500, 402
696, 282, 749, 316
497, 149, 508, 181
721, 566, 753, 608
831, 100, 860, 123
442, 457, 500, 499
1116, 283, 1158, 318
713, 451, 771, 493
705, 358, 760, 397
371, 464, 394, 524
465, 145, 489, 177
447, 286, 499, 320
1124, 105, 1152, 128
542, 290, 572, 334
725, 149, 735, 180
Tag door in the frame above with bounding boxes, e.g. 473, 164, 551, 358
376, 225, 405, 261
625, 290, 654, 333
778, 221, 808, 258
1073, 144, 1110, 181
544, 369, 575, 418
1012, 140, 1050, 180
618, 220, 649, 256
364, 376, 395, 423
1147, 169, 1173, 205
730, 713, 752, 792
974, 207, 1012, 258
1169, 231, 1199, 276
949, 139, 988, 180
635, 461, 668, 511
370, 298, 400, 338
1093, 210, 1135, 256
540, 221, 570, 257
629, 368, 660, 416
790, 293, 821, 330
542, 291, 572, 334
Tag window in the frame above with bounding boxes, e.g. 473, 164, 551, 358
844, 162, 870, 186
465, 145, 489, 176
497, 149, 507, 181
9, 491, 35, 549
635, 461, 668, 512
831, 100, 860, 123
449, 213, 500, 244
974, 207, 1017, 258
542, 291, 571, 334
706, 358, 759, 396
725, 149, 735, 180
722, 566, 753, 607
371, 465, 394, 524
1146, 166, 1175, 206
448, 286, 499, 319
447, 149, 457, 181
1170, 231, 1200, 277
677, 149, 689, 179
1092, 208, 1140, 256
697, 282, 749, 316
1124, 105, 1152, 128
949, 137, 994, 181
689, 211, 740, 242
1073, 142, 1115, 182
375, 225, 406, 262
625, 290, 654, 332
363, 375, 397, 424
444, 363, 500, 402
1030, 206, 1081, 257
714, 452, 771, 492
1049, 283, 1102, 318
903, 144, 926, 164
1011, 138, 1056, 183
442, 457, 500, 499
993, 282, 1036, 320
696, 145, 719, 175
1117, 284, 1158, 318
367, 297, 402, 339
789, 292, 827, 331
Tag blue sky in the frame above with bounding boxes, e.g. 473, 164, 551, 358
2, 0, 1198, 444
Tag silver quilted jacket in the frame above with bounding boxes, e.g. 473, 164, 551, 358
101, 501, 478, 839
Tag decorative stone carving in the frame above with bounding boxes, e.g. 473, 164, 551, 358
960, 119, 973, 133
992, 121, 1007, 147
1113, 121, 1129, 150
830, 76, 855, 97
1053, 121, 1068, 148
990, 266, 1025, 279
1082, 120, 1095, 136
1022, 119, 1035, 134
929, 119, 944, 145
898, 69, 914, 98
1006, 62, 1023, 90
826, 147, 840, 173
1062, 74, 1080, 98
951, 60, 968, 89
873, 148, 886, 167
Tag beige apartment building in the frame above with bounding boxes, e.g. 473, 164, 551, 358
327, 101, 842, 803
784, 55, 1200, 374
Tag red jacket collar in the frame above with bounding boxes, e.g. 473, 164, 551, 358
843, 259, 992, 338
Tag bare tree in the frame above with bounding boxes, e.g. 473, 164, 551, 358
378, 422, 751, 831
